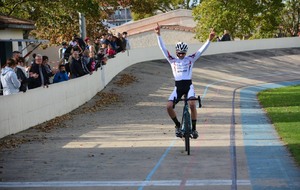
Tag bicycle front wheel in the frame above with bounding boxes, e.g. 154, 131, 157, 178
184, 112, 191, 155
185, 132, 190, 155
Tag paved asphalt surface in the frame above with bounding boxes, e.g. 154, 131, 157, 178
0, 48, 300, 190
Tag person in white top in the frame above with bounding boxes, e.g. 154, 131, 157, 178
1, 58, 21, 95
155, 23, 215, 139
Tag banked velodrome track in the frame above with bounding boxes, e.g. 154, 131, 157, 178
0, 48, 300, 190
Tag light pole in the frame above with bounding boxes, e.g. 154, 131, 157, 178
79, 12, 86, 39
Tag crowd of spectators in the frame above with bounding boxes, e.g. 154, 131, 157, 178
0, 31, 130, 96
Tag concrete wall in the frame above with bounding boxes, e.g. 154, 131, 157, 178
1, 37, 300, 139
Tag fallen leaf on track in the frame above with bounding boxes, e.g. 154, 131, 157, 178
113, 74, 138, 87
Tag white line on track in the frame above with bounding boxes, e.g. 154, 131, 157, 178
0, 180, 251, 187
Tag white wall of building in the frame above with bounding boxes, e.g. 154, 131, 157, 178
1, 37, 300, 139
0, 29, 25, 52
0, 29, 23, 39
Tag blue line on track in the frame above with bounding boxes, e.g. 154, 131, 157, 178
240, 80, 300, 190
137, 139, 176, 190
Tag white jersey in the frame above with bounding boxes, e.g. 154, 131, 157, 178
157, 36, 210, 81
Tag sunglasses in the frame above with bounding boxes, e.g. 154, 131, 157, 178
177, 52, 186, 56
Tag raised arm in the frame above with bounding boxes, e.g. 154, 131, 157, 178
155, 23, 173, 61
209, 29, 216, 41
190, 29, 215, 61
155, 23, 160, 36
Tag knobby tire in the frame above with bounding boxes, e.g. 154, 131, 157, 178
184, 112, 191, 155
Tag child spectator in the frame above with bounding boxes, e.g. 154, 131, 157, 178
106, 44, 116, 58
53, 64, 69, 83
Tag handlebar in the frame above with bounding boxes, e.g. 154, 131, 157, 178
173, 96, 202, 108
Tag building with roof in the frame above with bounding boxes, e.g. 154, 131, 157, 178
0, 15, 36, 65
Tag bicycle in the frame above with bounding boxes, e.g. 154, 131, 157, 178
174, 95, 202, 155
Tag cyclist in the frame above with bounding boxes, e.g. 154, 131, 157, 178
155, 23, 215, 139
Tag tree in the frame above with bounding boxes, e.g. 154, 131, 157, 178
192, 0, 284, 41
280, 0, 300, 37
0, 0, 119, 44
252, 0, 285, 38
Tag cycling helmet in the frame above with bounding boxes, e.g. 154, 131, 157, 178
175, 42, 188, 53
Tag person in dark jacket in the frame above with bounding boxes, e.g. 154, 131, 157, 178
15, 57, 29, 92
28, 54, 51, 89
217, 30, 231, 41
69, 50, 86, 79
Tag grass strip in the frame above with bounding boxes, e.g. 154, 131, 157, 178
257, 85, 300, 165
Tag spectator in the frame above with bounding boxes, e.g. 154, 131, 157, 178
87, 51, 96, 72
94, 37, 101, 54
122, 31, 131, 50
15, 57, 29, 92
103, 33, 113, 49
42, 56, 54, 77
110, 35, 118, 51
1, 58, 21, 95
63, 45, 73, 61
76, 35, 87, 53
96, 48, 108, 67
81, 49, 92, 74
58, 41, 68, 60
100, 33, 108, 45
106, 43, 116, 58
16, 57, 28, 77
70, 50, 86, 79
117, 32, 126, 52
53, 64, 69, 83
85, 37, 95, 54
113, 34, 123, 53
12, 51, 21, 61
69, 34, 78, 47
28, 54, 51, 89
217, 30, 231, 41
62, 45, 73, 76
70, 34, 84, 55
